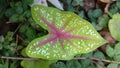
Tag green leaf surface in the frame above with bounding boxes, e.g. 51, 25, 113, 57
93, 51, 105, 58
106, 45, 115, 58
21, 60, 56, 68
87, 65, 96, 68
81, 52, 93, 57
50, 62, 66, 68
107, 63, 118, 68
93, 9, 102, 18
26, 5, 107, 60
98, 14, 109, 28
72, 0, 83, 6
96, 61, 105, 68
9, 14, 19, 22
114, 42, 120, 61
66, 60, 81, 68
80, 59, 92, 68
109, 13, 120, 41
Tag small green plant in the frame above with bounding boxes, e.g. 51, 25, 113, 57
5, 1, 33, 23
0, 31, 23, 68
106, 42, 120, 67
87, 9, 110, 31
0, 32, 19, 56
50, 50, 105, 68
0, 59, 18, 68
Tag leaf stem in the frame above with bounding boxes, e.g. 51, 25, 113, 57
0, 56, 120, 64
0, 56, 40, 61
73, 57, 120, 64
1, 56, 120, 64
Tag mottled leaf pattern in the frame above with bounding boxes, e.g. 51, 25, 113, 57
25, 5, 107, 60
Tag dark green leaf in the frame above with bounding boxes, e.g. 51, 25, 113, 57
9, 14, 19, 22
22, 0, 34, 5
88, 10, 93, 19
109, 8, 118, 15
106, 45, 114, 58
66, 60, 81, 68
78, 10, 86, 19
114, 42, 120, 61
116, 2, 120, 9
15, 1, 22, 7
93, 9, 102, 18
94, 51, 105, 58
87, 64, 96, 68
72, 0, 83, 6
10, 61, 17, 68
10, 2, 15, 8
5, 8, 15, 17
92, 21, 102, 31
80, 59, 91, 68
24, 10, 31, 18
5, 32, 13, 42
19, 25, 28, 33
51, 62, 66, 68
88, 10, 96, 22
18, 14, 25, 21
67, 5, 75, 12
16, 6, 23, 14
96, 61, 105, 68
98, 14, 109, 28
81, 52, 93, 57
25, 27, 36, 40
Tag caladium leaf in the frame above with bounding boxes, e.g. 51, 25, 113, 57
26, 5, 107, 60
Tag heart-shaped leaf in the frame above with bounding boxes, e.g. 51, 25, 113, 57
25, 5, 107, 60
